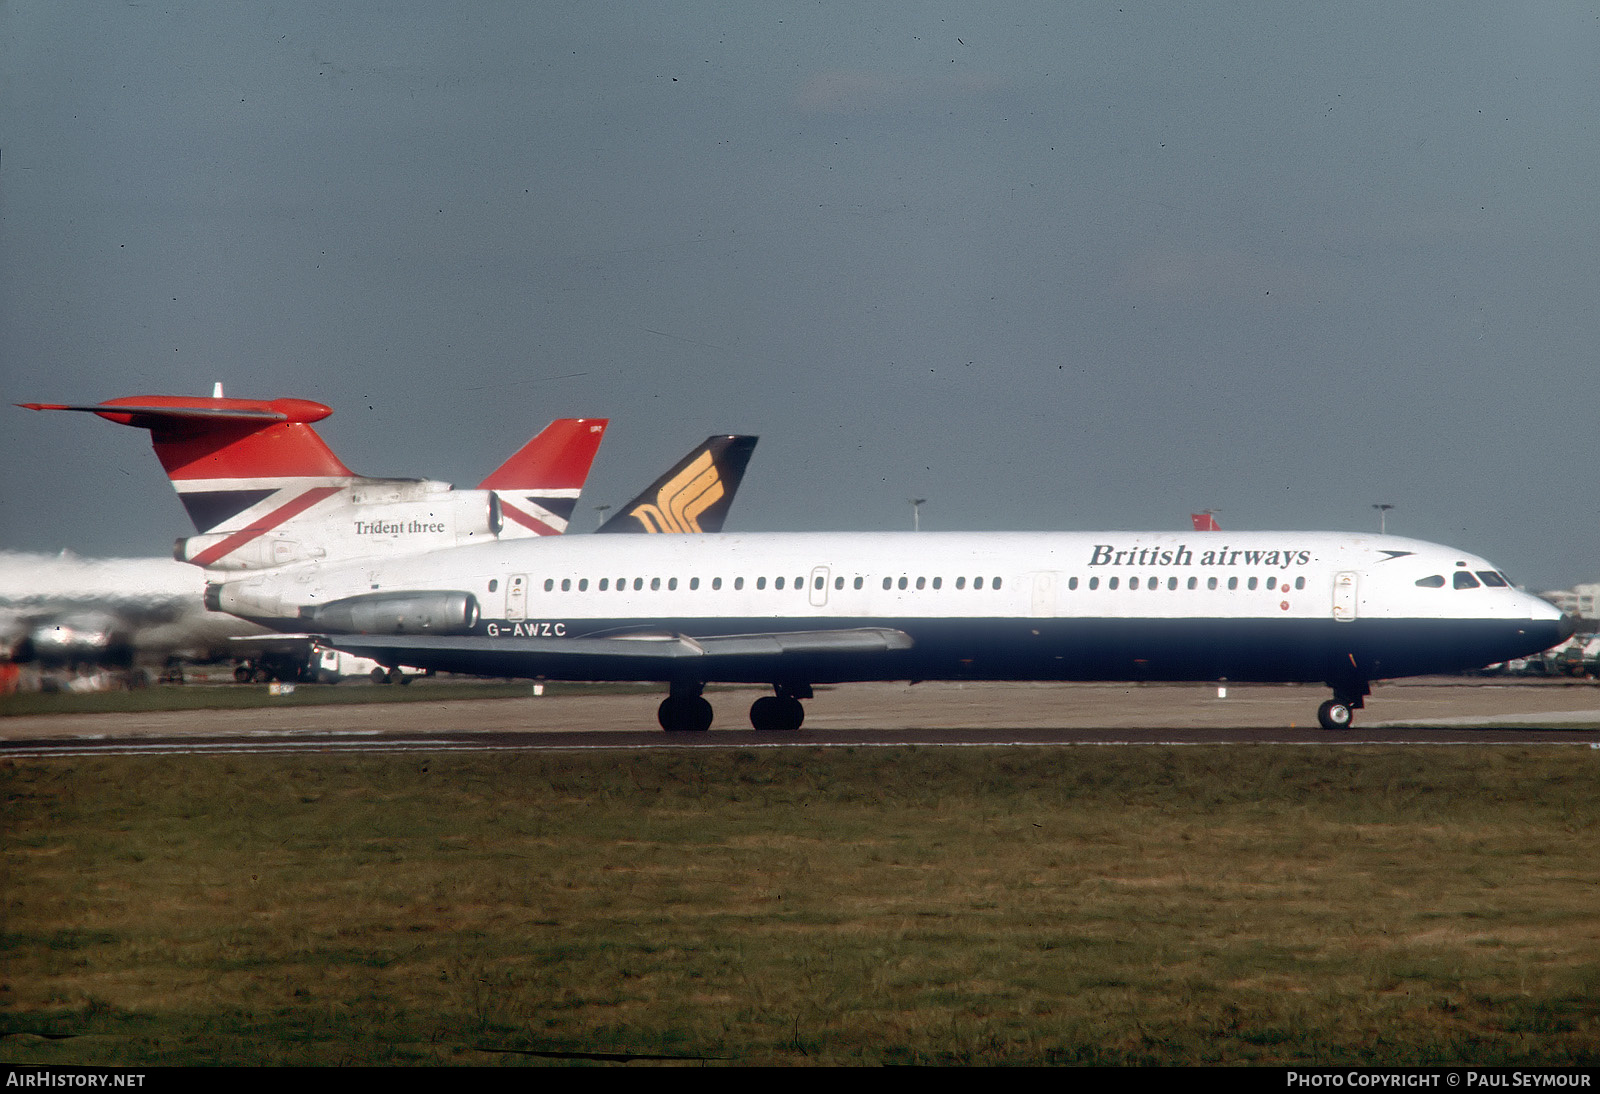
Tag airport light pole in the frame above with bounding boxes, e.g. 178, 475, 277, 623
1372, 503, 1394, 535
909, 498, 927, 532
594, 504, 611, 531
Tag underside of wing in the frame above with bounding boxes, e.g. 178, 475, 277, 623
320, 627, 914, 683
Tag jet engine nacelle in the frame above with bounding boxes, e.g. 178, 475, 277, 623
298, 591, 480, 636
18, 611, 134, 667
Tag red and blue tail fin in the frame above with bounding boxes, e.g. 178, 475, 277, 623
478, 418, 609, 536
23, 397, 613, 566
20, 396, 354, 545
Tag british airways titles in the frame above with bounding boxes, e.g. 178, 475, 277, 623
1089, 544, 1313, 570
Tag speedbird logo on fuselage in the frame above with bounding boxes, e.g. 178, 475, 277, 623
626, 451, 724, 533
1088, 544, 1313, 570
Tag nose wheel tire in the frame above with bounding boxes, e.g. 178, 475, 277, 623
1317, 700, 1354, 731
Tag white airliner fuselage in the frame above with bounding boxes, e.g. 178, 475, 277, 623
207, 530, 1571, 731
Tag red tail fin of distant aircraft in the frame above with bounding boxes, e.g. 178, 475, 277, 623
20, 396, 355, 540
1190, 512, 1221, 532
479, 418, 609, 536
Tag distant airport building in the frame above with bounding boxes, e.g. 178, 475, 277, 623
1540, 583, 1599, 621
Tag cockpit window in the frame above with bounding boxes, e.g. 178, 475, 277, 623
1415, 575, 1445, 588
1453, 571, 1481, 590
1476, 571, 1508, 587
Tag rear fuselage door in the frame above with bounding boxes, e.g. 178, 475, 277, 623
506, 574, 527, 622
1332, 571, 1359, 622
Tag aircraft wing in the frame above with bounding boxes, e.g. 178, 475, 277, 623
319, 627, 913, 678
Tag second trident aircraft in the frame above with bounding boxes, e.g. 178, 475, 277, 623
30, 394, 1572, 732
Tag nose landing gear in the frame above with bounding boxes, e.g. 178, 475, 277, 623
1317, 680, 1369, 731
1317, 699, 1354, 730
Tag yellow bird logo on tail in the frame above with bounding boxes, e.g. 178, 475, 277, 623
628, 451, 724, 533
595, 434, 757, 535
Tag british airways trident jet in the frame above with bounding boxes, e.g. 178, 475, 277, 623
27, 395, 1573, 732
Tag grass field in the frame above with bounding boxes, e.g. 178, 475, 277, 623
3, 745, 1598, 1066
0, 679, 653, 718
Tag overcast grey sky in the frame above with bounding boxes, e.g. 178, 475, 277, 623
3, 3, 1595, 589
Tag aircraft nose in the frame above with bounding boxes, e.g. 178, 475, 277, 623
1558, 613, 1582, 641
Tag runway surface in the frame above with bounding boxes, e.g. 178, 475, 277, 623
4, 679, 1599, 757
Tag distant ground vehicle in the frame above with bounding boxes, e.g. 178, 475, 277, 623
1552, 633, 1600, 678
1483, 632, 1599, 678
231, 643, 427, 685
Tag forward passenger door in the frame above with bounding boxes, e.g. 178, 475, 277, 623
1332, 571, 1359, 622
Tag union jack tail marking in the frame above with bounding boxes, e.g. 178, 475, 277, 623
20, 395, 353, 534
479, 418, 608, 537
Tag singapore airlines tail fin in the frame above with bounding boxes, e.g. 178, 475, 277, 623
597, 435, 758, 534
478, 418, 610, 536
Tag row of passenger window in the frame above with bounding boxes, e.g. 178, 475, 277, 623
534, 575, 1007, 593
508, 572, 1506, 595
523, 572, 1303, 595
1070, 575, 1308, 592
1416, 570, 1510, 589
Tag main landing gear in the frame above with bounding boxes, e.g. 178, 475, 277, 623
1317, 681, 1370, 731
750, 684, 810, 732
657, 683, 714, 732
655, 682, 812, 732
